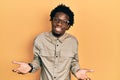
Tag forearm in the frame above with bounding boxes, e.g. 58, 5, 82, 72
71, 60, 80, 75
70, 52, 80, 76
29, 55, 41, 73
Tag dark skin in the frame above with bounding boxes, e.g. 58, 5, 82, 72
51, 12, 94, 80
12, 12, 94, 80
51, 12, 70, 38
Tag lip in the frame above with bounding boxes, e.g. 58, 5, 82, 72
54, 27, 62, 32
55, 27, 61, 31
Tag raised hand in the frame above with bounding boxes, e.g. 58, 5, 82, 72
12, 61, 32, 74
75, 69, 94, 80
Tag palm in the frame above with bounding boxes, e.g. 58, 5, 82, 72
76, 69, 94, 80
12, 61, 31, 74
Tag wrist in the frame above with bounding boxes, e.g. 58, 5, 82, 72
75, 69, 81, 79
28, 63, 33, 73
76, 69, 80, 72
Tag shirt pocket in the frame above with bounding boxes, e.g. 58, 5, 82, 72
60, 50, 74, 58
59, 50, 74, 62
58, 51, 74, 70
40, 49, 55, 67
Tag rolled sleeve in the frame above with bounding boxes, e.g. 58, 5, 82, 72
70, 53, 80, 75
70, 38, 80, 76
29, 38, 42, 73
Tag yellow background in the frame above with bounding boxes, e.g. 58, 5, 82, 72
0, 0, 120, 80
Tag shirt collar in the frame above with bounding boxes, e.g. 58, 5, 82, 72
49, 31, 69, 43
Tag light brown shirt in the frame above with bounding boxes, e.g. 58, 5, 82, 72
30, 32, 80, 80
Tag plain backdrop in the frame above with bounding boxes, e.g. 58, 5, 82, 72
0, 0, 120, 80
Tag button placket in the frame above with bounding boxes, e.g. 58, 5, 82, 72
53, 39, 61, 80
55, 39, 60, 58
54, 39, 59, 65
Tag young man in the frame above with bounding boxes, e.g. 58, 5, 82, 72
13, 4, 94, 80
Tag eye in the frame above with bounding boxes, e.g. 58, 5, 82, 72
53, 18, 59, 22
53, 17, 69, 26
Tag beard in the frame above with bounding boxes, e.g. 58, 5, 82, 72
52, 30, 63, 38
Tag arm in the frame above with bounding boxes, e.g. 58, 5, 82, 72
75, 69, 94, 80
12, 61, 32, 74
70, 38, 94, 80
28, 38, 42, 73
29, 48, 42, 73
70, 39, 80, 77
12, 37, 42, 74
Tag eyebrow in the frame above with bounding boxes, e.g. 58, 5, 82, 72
54, 17, 69, 21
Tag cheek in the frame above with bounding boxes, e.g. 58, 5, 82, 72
52, 22, 57, 27
62, 27, 68, 32
65, 26, 69, 30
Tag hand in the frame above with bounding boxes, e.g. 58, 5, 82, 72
12, 61, 32, 74
75, 69, 94, 80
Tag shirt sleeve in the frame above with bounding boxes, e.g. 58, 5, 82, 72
29, 37, 42, 73
70, 38, 80, 76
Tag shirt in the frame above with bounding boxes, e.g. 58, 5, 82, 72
30, 31, 80, 80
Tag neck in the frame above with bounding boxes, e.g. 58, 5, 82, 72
52, 32, 64, 38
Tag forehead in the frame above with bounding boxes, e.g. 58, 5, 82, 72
54, 12, 69, 20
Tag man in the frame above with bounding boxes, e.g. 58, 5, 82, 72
12, 4, 94, 80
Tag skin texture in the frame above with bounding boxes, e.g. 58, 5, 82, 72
12, 12, 94, 80
51, 12, 70, 38
12, 61, 31, 74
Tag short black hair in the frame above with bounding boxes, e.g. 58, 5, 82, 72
50, 4, 74, 26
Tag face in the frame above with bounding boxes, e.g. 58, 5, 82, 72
51, 12, 70, 37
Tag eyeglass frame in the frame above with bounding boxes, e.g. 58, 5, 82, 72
52, 17, 70, 26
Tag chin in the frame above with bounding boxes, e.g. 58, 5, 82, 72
53, 31, 62, 37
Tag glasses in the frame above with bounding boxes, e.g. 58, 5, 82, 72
53, 17, 69, 26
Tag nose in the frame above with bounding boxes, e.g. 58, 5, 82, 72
56, 21, 62, 26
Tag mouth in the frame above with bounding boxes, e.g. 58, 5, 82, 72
55, 27, 62, 32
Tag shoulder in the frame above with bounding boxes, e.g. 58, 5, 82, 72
35, 32, 49, 39
34, 32, 49, 42
66, 33, 78, 43
65, 33, 79, 50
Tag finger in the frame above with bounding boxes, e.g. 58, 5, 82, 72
12, 69, 17, 72
83, 68, 94, 72
87, 69, 94, 72
15, 69, 22, 74
13, 69, 24, 75
86, 77, 91, 80
12, 61, 22, 65
80, 74, 87, 80
80, 77, 91, 80
12, 69, 19, 73
17, 71, 24, 75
